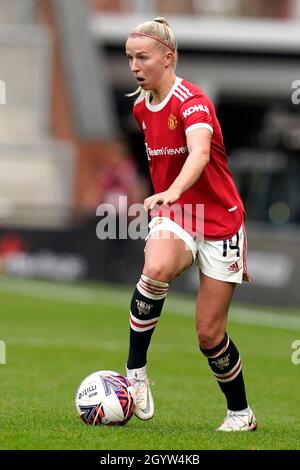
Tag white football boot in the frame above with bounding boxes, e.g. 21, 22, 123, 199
126, 365, 154, 420
217, 407, 257, 432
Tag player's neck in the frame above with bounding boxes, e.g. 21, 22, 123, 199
150, 73, 176, 105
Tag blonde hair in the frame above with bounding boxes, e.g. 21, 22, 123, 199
126, 17, 178, 104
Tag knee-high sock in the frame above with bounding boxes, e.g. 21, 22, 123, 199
127, 275, 169, 370
200, 333, 248, 411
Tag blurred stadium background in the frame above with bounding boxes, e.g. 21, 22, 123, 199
1, 0, 300, 306
1, 0, 300, 451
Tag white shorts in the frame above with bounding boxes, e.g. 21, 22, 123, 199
147, 217, 251, 284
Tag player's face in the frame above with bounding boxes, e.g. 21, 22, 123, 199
126, 37, 168, 91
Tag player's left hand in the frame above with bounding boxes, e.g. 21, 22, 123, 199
144, 189, 181, 211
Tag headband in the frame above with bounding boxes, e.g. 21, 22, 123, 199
130, 32, 176, 53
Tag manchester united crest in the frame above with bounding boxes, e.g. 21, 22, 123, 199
212, 353, 230, 370
168, 114, 177, 130
136, 300, 153, 316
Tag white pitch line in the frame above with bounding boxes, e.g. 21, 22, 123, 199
1, 277, 300, 332
3, 335, 197, 354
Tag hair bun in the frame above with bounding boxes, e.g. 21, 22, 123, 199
153, 17, 170, 27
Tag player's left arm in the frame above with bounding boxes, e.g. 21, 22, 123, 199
144, 128, 211, 210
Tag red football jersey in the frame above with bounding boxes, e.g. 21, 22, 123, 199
133, 77, 245, 240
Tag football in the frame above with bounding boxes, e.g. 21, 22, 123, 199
75, 370, 135, 426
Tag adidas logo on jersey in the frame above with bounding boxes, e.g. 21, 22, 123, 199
228, 261, 239, 272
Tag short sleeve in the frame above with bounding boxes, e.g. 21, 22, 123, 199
179, 96, 213, 135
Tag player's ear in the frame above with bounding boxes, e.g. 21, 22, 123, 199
164, 51, 174, 67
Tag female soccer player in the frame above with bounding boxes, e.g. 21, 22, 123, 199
124, 17, 257, 432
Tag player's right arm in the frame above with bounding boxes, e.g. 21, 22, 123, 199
168, 127, 211, 196
144, 128, 211, 210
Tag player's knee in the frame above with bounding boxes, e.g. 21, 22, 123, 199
143, 262, 176, 283
197, 325, 221, 351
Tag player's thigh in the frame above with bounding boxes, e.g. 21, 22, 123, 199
195, 271, 236, 345
143, 230, 193, 282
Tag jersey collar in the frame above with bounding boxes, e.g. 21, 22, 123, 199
146, 77, 182, 112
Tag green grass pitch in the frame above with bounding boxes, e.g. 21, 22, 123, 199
0, 276, 300, 450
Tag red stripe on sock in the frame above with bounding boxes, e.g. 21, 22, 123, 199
130, 318, 158, 329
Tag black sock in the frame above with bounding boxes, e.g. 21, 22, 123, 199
200, 333, 248, 411
127, 275, 169, 370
